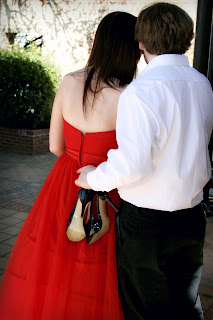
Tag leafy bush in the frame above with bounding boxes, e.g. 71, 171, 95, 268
0, 47, 62, 129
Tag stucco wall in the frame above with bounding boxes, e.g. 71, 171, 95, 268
0, 0, 198, 75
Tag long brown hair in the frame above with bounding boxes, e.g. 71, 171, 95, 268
83, 12, 141, 113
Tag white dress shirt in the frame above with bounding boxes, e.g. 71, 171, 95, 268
87, 54, 213, 211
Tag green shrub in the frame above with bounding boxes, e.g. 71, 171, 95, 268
0, 47, 62, 129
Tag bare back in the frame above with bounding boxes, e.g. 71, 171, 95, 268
49, 68, 126, 156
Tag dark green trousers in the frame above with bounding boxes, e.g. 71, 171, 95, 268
116, 201, 206, 320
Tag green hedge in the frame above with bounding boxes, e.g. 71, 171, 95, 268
0, 47, 61, 129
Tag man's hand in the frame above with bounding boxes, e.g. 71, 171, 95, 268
75, 165, 96, 189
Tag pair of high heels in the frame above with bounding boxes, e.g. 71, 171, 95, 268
66, 188, 118, 244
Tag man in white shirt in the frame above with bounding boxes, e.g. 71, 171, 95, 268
75, 3, 213, 320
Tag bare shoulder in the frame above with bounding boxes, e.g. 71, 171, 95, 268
102, 83, 128, 100
64, 68, 87, 83
58, 69, 88, 96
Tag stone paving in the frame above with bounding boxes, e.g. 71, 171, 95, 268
0, 150, 57, 279
0, 150, 213, 319
0, 151, 57, 212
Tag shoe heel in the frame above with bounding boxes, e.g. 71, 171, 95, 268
98, 191, 119, 212
87, 197, 109, 245
66, 199, 88, 242
66, 189, 94, 242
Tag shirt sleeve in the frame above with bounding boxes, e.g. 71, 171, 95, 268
87, 88, 160, 192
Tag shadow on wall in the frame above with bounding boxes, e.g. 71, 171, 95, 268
0, 0, 198, 75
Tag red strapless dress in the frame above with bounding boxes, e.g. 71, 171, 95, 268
0, 118, 123, 320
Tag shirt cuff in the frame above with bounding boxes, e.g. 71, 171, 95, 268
87, 168, 113, 192
87, 170, 101, 191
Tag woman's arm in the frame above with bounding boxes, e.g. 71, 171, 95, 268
49, 80, 66, 157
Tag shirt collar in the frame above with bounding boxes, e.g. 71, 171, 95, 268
139, 54, 190, 76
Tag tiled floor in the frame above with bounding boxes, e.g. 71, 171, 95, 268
0, 208, 27, 278
0, 150, 213, 319
0, 150, 57, 279
0, 151, 57, 211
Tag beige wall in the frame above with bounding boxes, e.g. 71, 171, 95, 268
0, 0, 198, 76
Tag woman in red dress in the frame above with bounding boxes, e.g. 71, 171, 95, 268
0, 12, 140, 320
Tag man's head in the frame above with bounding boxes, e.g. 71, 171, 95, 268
135, 2, 194, 56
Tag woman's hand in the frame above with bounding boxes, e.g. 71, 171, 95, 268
75, 165, 96, 189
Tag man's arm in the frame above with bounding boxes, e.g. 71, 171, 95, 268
75, 88, 160, 191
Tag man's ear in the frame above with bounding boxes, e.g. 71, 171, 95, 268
139, 42, 145, 50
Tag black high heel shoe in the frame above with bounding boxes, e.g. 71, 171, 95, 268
87, 191, 119, 245
97, 191, 119, 212
66, 188, 94, 242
